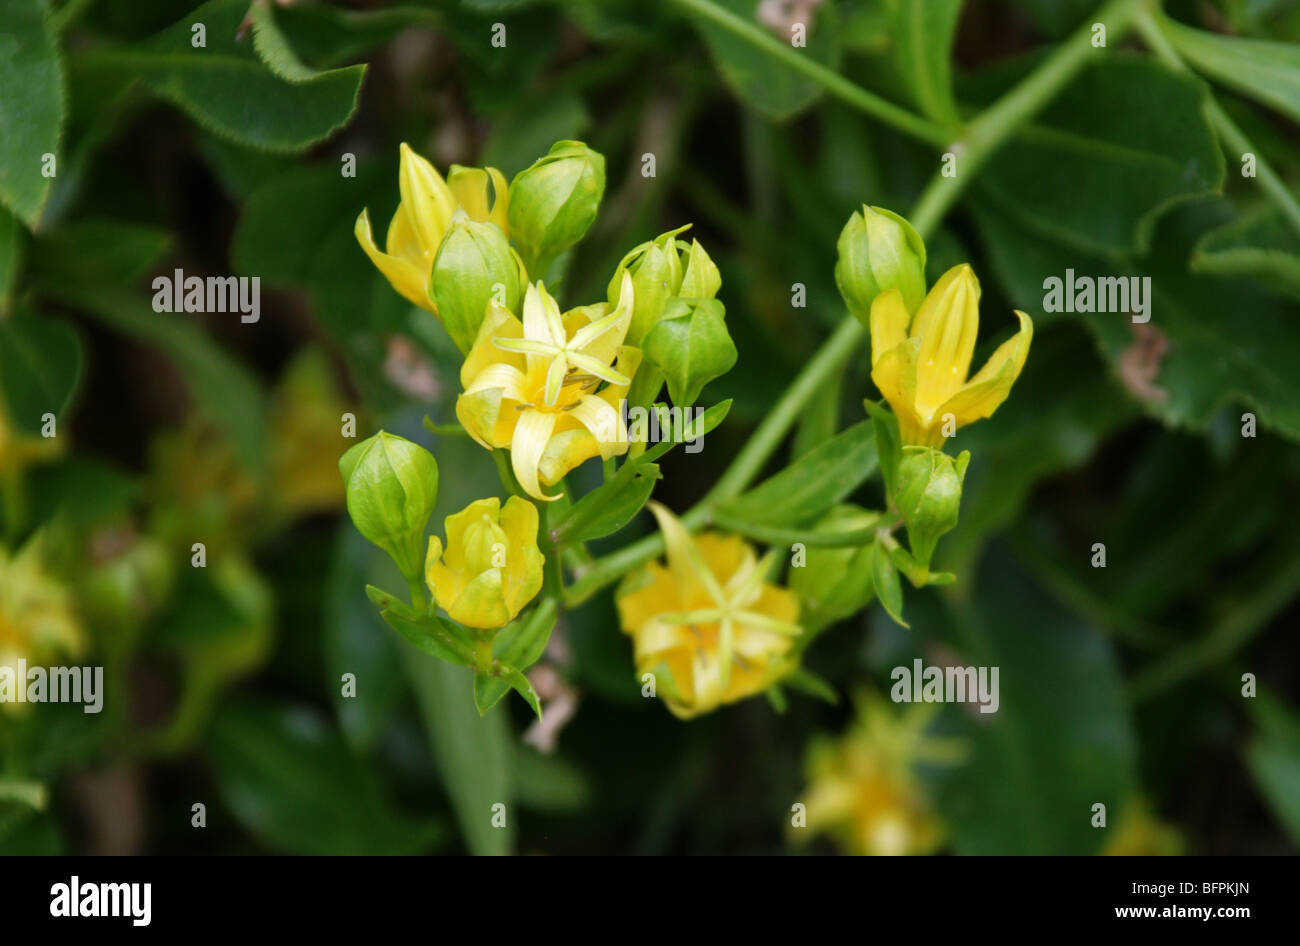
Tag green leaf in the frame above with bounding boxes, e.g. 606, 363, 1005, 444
0, 310, 82, 436
870, 539, 907, 628
45, 284, 267, 468
473, 599, 560, 712
863, 398, 901, 500
365, 584, 476, 668
501, 663, 544, 720
889, 0, 963, 126
0, 0, 64, 226
640, 398, 733, 462
717, 419, 878, 527
209, 699, 442, 855
1245, 693, 1300, 846
1160, 13, 1300, 124
28, 219, 171, 286
977, 199, 1300, 442
402, 642, 514, 855
83, 0, 365, 153
781, 667, 840, 704
1191, 205, 1300, 301
325, 526, 408, 752
556, 465, 658, 544
931, 549, 1138, 854
976, 55, 1223, 257
687, 0, 842, 121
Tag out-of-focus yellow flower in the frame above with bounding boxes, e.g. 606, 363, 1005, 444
0, 534, 84, 714
795, 692, 964, 855
456, 276, 641, 501
1102, 800, 1184, 856
355, 143, 510, 312
616, 503, 801, 719
425, 496, 544, 630
870, 263, 1032, 447
268, 348, 349, 518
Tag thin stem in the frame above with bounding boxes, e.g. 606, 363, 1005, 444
708, 513, 880, 549
668, 0, 952, 147
1134, 8, 1300, 238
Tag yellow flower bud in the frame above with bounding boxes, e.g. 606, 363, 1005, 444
870, 263, 1033, 447
616, 503, 802, 719
355, 143, 510, 314
425, 496, 544, 630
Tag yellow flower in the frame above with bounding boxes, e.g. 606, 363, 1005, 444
355, 143, 510, 312
456, 276, 641, 501
616, 503, 802, 719
794, 693, 963, 855
0, 534, 84, 715
425, 496, 544, 630
870, 263, 1032, 447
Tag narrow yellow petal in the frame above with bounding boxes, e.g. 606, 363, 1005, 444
511, 409, 560, 501
567, 394, 627, 459
355, 209, 434, 311
447, 165, 491, 221
935, 310, 1033, 426
868, 289, 910, 369
486, 167, 510, 235
398, 142, 456, 259
914, 264, 980, 413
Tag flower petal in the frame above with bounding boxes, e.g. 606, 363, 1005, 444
510, 408, 560, 501
868, 289, 910, 369
935, 310, 1033, 427
913, 264, 980, 414
448, 568, 513, 629
398, 142, 456, 259
355, 209, 433, 311
461, 303, 524, 388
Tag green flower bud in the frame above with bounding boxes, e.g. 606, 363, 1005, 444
507, 140, 605, 277
894, 446, 969, 568
431, 213, 526, 354
834, 205, 927, 325
339, 432, 439, 581
641, 297, 737, 405
608, 225, 721, 344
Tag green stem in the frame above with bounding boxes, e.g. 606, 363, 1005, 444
708, 513, 880, 549
1134, 7, 1300, 238
668, 0, 952, 147
407, 575, 427, 614
567, 0, 1142, 609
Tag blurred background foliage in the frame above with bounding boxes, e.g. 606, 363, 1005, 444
1, 0, 1298, 854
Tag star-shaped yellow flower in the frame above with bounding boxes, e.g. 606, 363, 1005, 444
870, 263, 1032, 447
456, 275, 640, 501
616, 503, 802, 719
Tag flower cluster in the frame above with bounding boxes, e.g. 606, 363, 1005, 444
341, 145, 1034, 733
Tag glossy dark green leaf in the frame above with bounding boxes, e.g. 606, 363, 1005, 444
84, 0, 364, 153
1161, 14, 1300, 124
977, 55, 1223, 257
931, 550, 1138, 854
0, 0, 64, 226
1191, 205, 1300, 301
209, 699, 442, 855
718, 419, 879, 527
